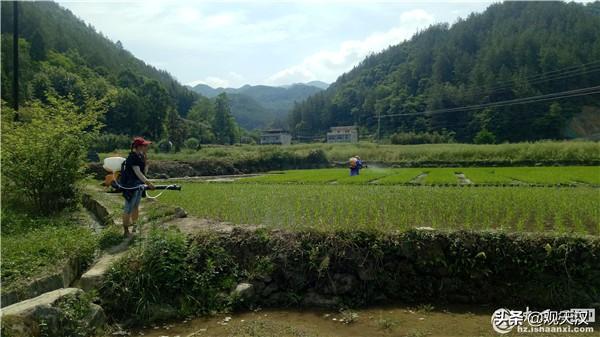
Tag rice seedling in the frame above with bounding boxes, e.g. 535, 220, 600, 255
240, 166, 600, 186
421, 168, 460, 185
373, 168, 425, 185
158, 182, 599, 235
459, 168, 515, 184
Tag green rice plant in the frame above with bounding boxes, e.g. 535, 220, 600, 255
421, 168, 460, 185
335, 167, 395, 184
158, 183, 599, 235
494, 167, 565, 184
553, 166, 600, 185
241, 169, 345, 184
374, 168, 425, 185
460, 168, 515, 184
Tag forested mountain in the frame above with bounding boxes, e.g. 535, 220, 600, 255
290, 1, 600, 142
1, 1, 241, 147
304, 81, 329, 90
190, 82, 324, 129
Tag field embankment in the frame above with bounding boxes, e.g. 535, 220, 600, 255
91, 141, 600, 178
101, 227, 600, 325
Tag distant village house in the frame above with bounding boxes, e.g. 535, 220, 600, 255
327, 126, 358, 143
260, 129, 292, 145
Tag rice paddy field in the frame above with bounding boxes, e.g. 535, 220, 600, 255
158, 166, 600, 235
241, 166, 600, 186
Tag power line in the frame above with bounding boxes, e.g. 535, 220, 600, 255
469, 64, 600, 97
376, 85, 600, 119
468, 59, 600, 95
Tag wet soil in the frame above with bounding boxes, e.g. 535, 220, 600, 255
129, 305, 598, 337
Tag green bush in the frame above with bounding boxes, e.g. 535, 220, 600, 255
473, 128, 496, 144
1, 97, 103, 214
157, 139, 173, 153
306, 149, 328, 165
100, 229, 240, 323
184, 137, 200, 150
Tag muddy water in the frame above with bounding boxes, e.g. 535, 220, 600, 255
131, 305, 599, 337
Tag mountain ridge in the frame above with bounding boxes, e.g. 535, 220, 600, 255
290, 1, 600, 142
190, 82, 326, 129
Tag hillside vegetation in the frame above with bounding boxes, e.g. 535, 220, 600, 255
191, 83, 324, 129
0, 1, 240, 146
290, 2, 600, 143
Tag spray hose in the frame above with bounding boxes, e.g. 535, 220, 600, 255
112, 179, 181, 199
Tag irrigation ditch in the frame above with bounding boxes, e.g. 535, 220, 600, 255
2, 190, 599, 336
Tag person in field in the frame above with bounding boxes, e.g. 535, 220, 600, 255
349, 155, 363, 176
120, 137, 155, 236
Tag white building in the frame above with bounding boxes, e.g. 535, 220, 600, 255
260, 129, 292, 145
327, 126, 358, 143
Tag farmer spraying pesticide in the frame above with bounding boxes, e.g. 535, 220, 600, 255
349, 155, 363, 176
119, 137, 155, 236
102, 138, 183, 237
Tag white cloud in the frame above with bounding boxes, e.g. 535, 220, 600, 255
187, 71, 247, 88
264, 9, 435, 85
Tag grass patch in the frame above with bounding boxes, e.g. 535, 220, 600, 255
98, 225, 125, 250
1, 210, 98, 292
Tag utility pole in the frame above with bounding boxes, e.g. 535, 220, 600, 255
12, 1, 19, 117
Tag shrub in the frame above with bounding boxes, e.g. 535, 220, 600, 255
184, 137, 200, 150
1, 97, 103, 214
157, 139, 173, 153
473, 128, 496, 144
306, 149, 329, 166
100, 229, 240, 323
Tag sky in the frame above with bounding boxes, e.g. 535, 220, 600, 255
58, 1, 496, 88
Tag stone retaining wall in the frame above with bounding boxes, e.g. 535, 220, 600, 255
1, 257, 84, 308
100, 226, 600, 325
216, 228, 600, 309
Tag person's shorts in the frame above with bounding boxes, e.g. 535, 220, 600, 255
123, 189, 143, 214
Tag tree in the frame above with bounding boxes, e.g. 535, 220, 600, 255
535, 102, 565, 139
30, 30, 47, 61
212, 93, 237, 145
473, 128, 496, 144
286, 1, 600, 142
139, 80, 172, 139
105, 88, 145, 135
187, 96, 214, 123
1, 96, 104, 214
166, 108, 187, 151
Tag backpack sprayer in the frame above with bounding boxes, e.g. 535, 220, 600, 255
102, 157, 181, 199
